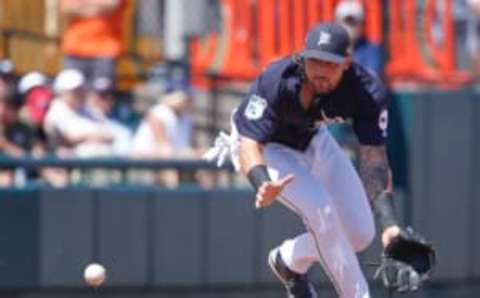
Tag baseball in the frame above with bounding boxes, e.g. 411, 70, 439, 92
83, 263, 106, 287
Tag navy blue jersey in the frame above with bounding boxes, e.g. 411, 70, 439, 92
234, 56, 388, 151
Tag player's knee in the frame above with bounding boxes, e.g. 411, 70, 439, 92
350, 219, 375, 252
302, 204, 338, 236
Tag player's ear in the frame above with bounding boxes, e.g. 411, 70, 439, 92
342, 56, 352, 71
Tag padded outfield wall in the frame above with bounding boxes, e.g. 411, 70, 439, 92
0, 89, 479, 297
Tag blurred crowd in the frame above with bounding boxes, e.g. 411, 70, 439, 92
0, 59, 201, 187
8, 0, 480, 188
0, 0, 208, 188
0, 0, 382, 188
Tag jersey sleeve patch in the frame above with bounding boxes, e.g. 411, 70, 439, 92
378, 109, 388, 137
244, 94, 268, 120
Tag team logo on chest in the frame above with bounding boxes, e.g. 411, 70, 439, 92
245, 94, 268, 120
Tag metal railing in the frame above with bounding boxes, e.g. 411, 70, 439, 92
0, 156, 237, 188
0, 156, 232, 170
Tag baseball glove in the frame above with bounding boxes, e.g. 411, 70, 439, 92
374, 227, 436, 292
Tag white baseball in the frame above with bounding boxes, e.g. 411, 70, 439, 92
83, 263, 106, 287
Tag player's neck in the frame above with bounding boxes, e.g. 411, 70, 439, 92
299, 82, 315, 111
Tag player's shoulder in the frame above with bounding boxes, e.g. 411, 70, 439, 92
347, 62, 388, 106
254, 55, 302, 99
260, 55, 300, 77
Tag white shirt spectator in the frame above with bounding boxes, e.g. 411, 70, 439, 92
85, 76, 133, 156
88, 106, 132, 156
44, 98, 113, 157
132, 103, 193, 156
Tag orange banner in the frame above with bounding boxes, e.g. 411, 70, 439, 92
193, 0, 377, 82
190, 0, 467, 87
385, 0, 470, 86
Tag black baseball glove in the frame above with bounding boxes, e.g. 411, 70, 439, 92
374, 227, 436, 292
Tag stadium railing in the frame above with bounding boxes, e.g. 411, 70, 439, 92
0, 156, 237, 188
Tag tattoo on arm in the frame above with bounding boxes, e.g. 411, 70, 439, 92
358, 145, 390, 202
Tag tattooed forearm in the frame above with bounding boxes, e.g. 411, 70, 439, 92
357, 145, 390, 202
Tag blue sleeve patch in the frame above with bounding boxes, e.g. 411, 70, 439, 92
234, 77, 280, 143
244, 94, 268, 120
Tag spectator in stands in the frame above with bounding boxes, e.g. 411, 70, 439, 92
335, 0, 384, 75
0, 96, 34, 157
131, 90, 195, 187
18, 71, 54, 145
44, 69, 114, 157
17, 71, 71, 187
0, 94, 36, 186
132, 90, 194, 158
87, 77, 132, 156
0, 62, 32, 159
60, 0, 127, 84
0, 59, 17, 101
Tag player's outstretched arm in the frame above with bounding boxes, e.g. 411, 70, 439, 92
357, 145, 399, 245
358, 145, 436, 292
239, 136, 294, 209
238, 136, 266, 175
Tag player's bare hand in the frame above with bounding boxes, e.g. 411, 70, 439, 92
381, 225, 401, 248
255, 174, 295, 209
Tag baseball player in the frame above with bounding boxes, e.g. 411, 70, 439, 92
205, 22, 435, 298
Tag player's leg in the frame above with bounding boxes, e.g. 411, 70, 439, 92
264, 143, 370, 298
309, 126, 375, 252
